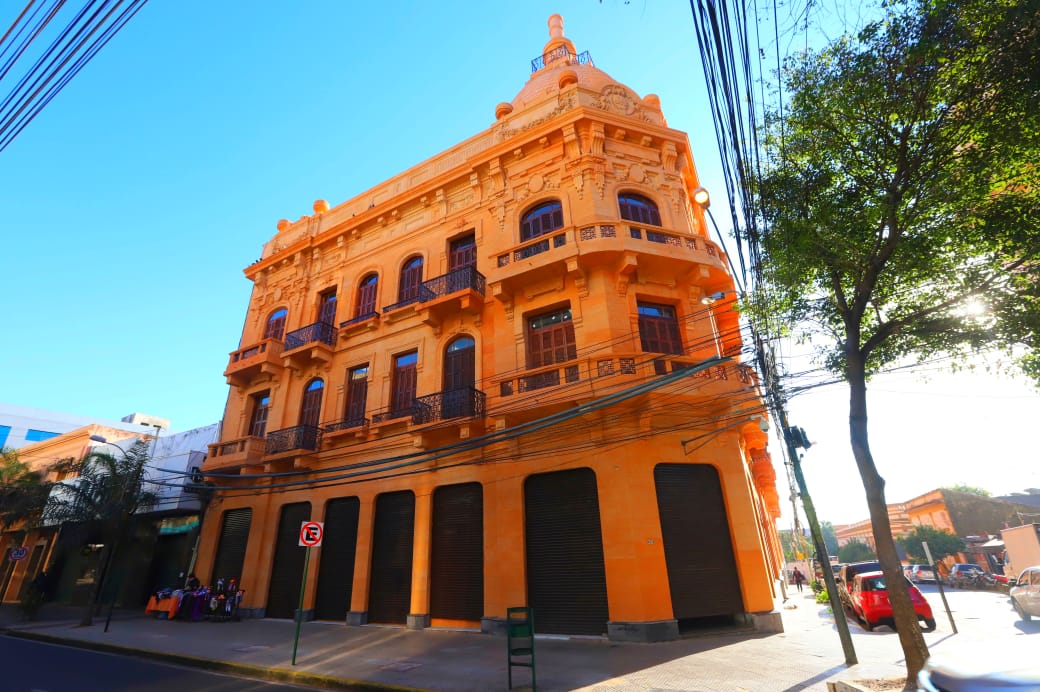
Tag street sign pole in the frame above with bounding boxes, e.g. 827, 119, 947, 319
922, 541, 957, 634
291, 545, 311, 666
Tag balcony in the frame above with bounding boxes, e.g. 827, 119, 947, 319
322, 416, 369, 443
224, 339, 284, 387
265, 425, 322, 457
206, 436, 265, 471
488, 223, 729, 304
338, 311, 379, 339
417, 266, 486, 328
282, 321, 336, 367
413, 387, 486, 424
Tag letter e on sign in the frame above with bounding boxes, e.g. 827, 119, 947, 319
299, 521, 324, 547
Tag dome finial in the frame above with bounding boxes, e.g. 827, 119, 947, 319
548, 14, 564, 40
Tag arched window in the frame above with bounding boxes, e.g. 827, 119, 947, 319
356, 274, 378, 318
398, 256, 424, 303
618, 193, 661, 226
264, 308, 288, 340
300, 379, 324, 428
520, 200, 564, 241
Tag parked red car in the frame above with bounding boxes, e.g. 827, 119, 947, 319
849, 570, 936, 632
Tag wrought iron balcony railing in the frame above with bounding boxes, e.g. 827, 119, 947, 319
324, 417, 369, 433
383, 267, 487, 313
420, 266, 486, 301
339, 311, 379, 328
530, 48, 593, 72
284, 321, 336, 351
265, 425, 322, 455
413, 387, 486, 424
371, 406, 415, 424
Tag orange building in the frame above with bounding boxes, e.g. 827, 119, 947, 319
198, 16, 783, 641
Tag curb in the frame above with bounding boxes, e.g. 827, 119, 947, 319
5, 627, 429, 692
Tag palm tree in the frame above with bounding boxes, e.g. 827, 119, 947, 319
44, 439, 158, 626
0, 448, 53, 530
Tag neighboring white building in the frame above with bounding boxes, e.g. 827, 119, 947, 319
0, 403, 165, 450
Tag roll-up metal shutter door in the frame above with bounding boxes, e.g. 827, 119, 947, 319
211, 508, 252, 586
524, 468, 609, 636
430, 483, 483, 623
314, 497, 360, 621
654, 463, 744, 621
266, 502, 311, 619
367, 491, 415, 624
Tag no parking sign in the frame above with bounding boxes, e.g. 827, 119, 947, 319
298, 521, 323, 547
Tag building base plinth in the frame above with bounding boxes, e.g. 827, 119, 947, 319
239, 607, 264, 619
607, 619, 679, 642
751, 610, 784, 633
293, 608, 314, 622
481, 616, 507, 636
407, 613, 430, 630
346, 610, 368, 626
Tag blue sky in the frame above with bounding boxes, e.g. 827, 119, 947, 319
2, 1, 1037, 524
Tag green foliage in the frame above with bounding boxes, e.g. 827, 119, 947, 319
820, 521, 839, 556
944, 484, 991, 497
838, 539, 877, 563
897, 526, 964, 563
0, 448, 52, 529
810, 579, 824, 594
815, 589, 830, 604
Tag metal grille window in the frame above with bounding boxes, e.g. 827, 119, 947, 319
356, 274, 378, 317
619, 193, 662, 226
249, 391, 270, 437
520, 200, 564, 242
263, 308, 288, 340
526, 307, 576, 368
398, 257, 424, 303
638, 302, 683, 355
390, 351, 418, 418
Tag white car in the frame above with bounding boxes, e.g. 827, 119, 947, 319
1009, 566, 1040, 621
903, 564, 937, 583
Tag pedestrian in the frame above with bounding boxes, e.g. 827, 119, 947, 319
793, 567, 805, 593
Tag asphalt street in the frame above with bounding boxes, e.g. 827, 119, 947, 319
0, 635, 320, 692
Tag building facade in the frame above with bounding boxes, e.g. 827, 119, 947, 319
198, 16, 783, 642
1, 421, 217, 608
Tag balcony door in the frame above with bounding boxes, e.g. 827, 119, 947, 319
449, 233, 476, 270
442, 336, 475, 418
398, 257, 424, 304
301, 379, 324, 429
345, 365, 369, 425
318, 289, 337, 325
390, 352, 417, 418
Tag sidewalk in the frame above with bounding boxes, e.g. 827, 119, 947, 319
0, 591, 915, 691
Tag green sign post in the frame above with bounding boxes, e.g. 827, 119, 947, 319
292, 521, 324, 666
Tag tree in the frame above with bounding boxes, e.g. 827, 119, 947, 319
897, 526, 964, 563
753, 0, 1040, 682
837, 539, 877, 563
0, 448, 52, 530
43, 440, 158, 627
820, 520, 839, 556
944, 484, 990, 497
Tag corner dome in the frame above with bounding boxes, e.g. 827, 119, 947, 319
509, 15, 651, 116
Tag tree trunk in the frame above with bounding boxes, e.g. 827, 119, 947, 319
847, 352, 929, 687
80, 541, 115, 627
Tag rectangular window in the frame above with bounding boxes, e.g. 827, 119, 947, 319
346, 365, 369, 423
638, 302, 683, 355
526, 307, 576, 368
25, 429, 59, 443
390, 352, 418, 418
449, 233, 476, 270
249, 392, 271, 438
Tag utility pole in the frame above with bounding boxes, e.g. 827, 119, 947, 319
782, 417, 857, 666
